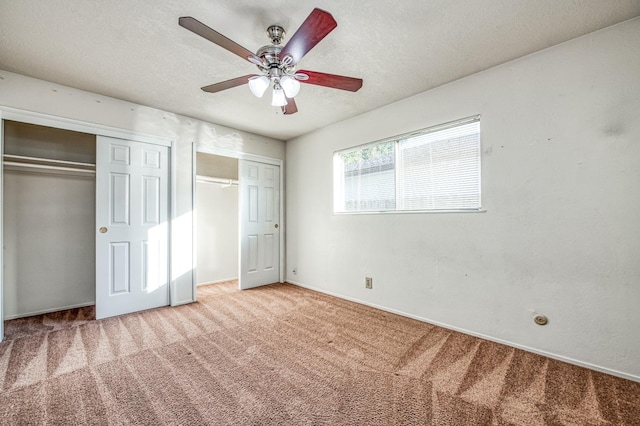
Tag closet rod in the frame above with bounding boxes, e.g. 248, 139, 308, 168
3, 154, 96, 168
3, 161, 96, 174
196, 175, 239, 186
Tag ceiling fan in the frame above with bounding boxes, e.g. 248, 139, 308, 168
179, 8, 363, 115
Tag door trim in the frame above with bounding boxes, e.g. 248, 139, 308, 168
192, 143, 285, 295
0, 106, 173, 146
0, 106, 176, 341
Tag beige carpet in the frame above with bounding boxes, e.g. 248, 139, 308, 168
1, 281, 638, 425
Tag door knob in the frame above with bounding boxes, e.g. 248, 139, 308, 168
99, 227, 108, 234
274, 224, 279, 229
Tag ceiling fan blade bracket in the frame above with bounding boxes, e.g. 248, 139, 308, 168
248, 54, 268, 69
281, 55, 294, 66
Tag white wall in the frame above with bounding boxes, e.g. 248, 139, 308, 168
196, 181, 238, 285
0, 70, 285, 309
285, 18, 640, 380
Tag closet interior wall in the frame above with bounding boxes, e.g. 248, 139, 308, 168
196, 152, 239, 285
3, 120, 96, 319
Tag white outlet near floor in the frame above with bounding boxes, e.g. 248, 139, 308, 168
292, 267, 297, 275
365, 277, 373, 289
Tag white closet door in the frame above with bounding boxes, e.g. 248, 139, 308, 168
239, 160, 280, 289
95, 136, 169, 319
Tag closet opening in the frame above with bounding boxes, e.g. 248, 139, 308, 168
2, 120, 96, 322
195, 152, 239, 289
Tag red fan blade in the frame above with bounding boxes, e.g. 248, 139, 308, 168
282, 97, 298, 115
298, 70, 363, 92
201, 75, 257, 93
280, 8, 337, 65
179, 17, 262, 65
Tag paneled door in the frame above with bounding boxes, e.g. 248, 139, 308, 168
239, 160, 280, 289
95, 136, 170, 319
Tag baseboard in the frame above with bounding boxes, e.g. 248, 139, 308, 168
4, 302, 95, 320
286, 279, 640, 384
197, 278, 238, 286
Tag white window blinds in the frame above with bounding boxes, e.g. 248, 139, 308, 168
333, 116, 481, 213
334, 141, 395, 212
397, 120, 480, 211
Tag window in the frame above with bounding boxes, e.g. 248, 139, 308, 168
333, 116, 481, 213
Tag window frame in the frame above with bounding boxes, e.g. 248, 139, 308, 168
333, 115, 484, 215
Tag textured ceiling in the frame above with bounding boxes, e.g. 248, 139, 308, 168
1, 1, 639, 141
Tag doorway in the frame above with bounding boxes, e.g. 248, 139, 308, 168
3, 120, 96, 319
192, 144, 284, 294
195, 152, 239, 287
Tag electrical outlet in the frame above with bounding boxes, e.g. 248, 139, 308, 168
365, 277, 373, 289
292, 267, 297, 275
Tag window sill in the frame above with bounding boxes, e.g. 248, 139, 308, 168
333, 208, 487, 216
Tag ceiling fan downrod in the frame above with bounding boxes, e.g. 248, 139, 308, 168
267, 25, 285, 45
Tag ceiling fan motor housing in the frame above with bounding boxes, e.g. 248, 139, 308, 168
256, 44, 284, 68
257, 24, 303, 78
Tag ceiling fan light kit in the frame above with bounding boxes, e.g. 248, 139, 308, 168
280, 76, 300, 98
179, 8, 363, 115
248, 76, 270, 98
271, 83, 287, 107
